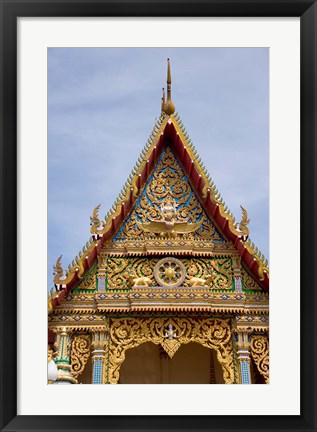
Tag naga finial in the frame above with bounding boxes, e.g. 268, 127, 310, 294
53, 255, 64, 284
90, 204, 101, 234
161, 88, 166, 113
235, 205, 250, 241
162, 59, 175, 116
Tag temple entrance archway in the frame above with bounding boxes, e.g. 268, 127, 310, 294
119, 342, 225, 384
107, 317, 234, 384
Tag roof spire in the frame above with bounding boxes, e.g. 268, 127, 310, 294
161, 88, 166, 113
162, 58, 175, 116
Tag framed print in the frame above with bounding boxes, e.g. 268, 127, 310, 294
1, 1, 316, 431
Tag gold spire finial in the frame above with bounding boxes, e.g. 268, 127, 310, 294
161, 88, 166, 113
162, 58, 175, 116
167, 58, 171, 84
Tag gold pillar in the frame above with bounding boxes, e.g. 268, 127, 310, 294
54, 327, 77, 384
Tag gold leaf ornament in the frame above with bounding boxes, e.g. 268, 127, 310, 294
250, 335, 269, 383
70, 335, 91, 378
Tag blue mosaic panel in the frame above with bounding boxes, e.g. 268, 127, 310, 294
93, 359, 103, 384
240, 361, 251, 384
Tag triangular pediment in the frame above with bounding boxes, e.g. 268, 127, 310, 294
113, 147, 226, 245
50, 113, 269, 312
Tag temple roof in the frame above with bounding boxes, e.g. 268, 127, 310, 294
49, 61, 269, 312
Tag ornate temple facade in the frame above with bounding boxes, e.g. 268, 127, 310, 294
48, 60, 269, 384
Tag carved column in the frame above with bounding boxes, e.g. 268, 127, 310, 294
235, 330, 252, 384
250, 335, 269, 383
70, 335, 90, 380
97, 254, 107, 292
232, 255, 242, 292
54, 327, 77, 384
91, 330, 108, 384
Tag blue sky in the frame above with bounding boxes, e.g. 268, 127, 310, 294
48, 48, 269, 290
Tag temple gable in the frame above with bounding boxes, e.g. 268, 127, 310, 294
114, 148, 225, 244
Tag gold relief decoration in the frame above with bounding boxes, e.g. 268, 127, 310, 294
102, 238, 236, 256
107, 257, 130, 289
107, 317, 234, 384
250, 335, 269, 383
154, 257, 186, 287
161, 323, 181, 358
114, 148, 225, 243
137, 198, 202, 238
242, 267, 262, 291
75, 266, 97, 291
161, 338, 181, 358
105, 256, 232, 290
48, 287, 268, 317
107, 257, 157, 289
188, 275, 214, 287
70, 335, 91, 378
128, 273, 152, 287
185, 257, 232, 289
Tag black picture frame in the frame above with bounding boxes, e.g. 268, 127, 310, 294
1, 1, 316, 431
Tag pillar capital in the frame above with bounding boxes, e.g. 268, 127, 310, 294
235, 329, 252, 350
90, 329, 109, 349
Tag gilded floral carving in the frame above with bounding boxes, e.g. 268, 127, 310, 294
242, 267, 262, 291
250, 335, 269, 383
75, 266, 97, 291
105, 256, 232, 290
70, 335, 91, 378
